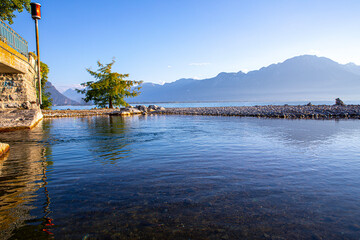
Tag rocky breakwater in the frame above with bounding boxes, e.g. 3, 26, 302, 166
158, 104, 360, 119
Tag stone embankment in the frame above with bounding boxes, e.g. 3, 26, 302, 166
158, 104, 360, 119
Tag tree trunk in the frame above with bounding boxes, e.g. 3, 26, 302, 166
109, 96, 113, 108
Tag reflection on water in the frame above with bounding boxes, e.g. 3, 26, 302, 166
0, 115, 360, 239
87, 116, 131, 163
0, 122, 54, 240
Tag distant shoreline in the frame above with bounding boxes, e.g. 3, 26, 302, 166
43, 104, 360, 119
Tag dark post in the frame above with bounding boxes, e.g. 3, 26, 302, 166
30, 2, 42, 105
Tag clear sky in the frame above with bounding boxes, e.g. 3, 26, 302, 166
9, 0, 360, 91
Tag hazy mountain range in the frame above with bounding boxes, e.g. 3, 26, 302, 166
62, 88, 90, 105
48, 55, 360, 105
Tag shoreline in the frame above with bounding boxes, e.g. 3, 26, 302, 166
160, 105, 360, 119
42, 104, 360, 120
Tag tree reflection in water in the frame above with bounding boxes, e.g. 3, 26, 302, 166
82, 116, 132, 164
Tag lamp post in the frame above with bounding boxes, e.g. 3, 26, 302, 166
30, 2, 42, 105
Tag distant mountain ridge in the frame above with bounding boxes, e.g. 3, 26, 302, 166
62, 88, 92, 105
59, 55, 360, 104
128, 55, 360, 102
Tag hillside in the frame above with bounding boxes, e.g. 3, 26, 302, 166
45, 82, 80, 106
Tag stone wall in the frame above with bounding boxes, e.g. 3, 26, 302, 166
0, 68, 37, 109
0, 43, 38, 109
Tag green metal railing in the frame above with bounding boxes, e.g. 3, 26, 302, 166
0, 19, 28, 57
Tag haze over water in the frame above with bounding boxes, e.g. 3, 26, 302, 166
1, 115, 360, 239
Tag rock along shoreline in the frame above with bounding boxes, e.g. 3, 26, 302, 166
42, 104, 360, 120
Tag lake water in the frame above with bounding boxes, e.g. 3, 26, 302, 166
1, 115, 360, 239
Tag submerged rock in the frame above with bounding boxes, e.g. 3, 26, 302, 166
0, 142, 9, 156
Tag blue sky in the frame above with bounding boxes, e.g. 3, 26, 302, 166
9, 0, 360, 91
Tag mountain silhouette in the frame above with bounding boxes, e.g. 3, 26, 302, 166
129, 55, 360, 102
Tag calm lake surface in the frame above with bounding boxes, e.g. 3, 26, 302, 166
1, 115, 360, 239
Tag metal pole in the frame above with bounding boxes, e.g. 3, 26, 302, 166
35, 18, 42, 105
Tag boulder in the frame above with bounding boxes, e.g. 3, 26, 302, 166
148, 105, 159, 110
124, 107, 142, 114
335, 98, 346, 106
110, 107, 141, 116
136, 105, 148, 112
148, 105, 165, 111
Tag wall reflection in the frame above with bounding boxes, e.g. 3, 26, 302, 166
0, 121, 54, 240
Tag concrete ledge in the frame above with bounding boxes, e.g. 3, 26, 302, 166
0, 40, 28, 73
0, 142, 9, 156
0, 109, 43, 132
